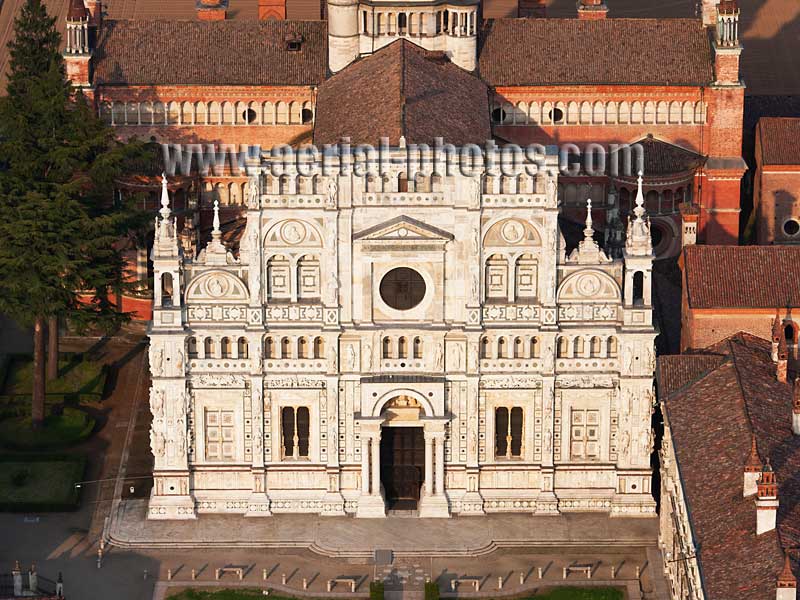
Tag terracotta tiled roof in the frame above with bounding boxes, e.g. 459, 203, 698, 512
656, 354, 726, 397
313, 39, 491, 147
683, 245, 800, 309
757, 117, 800, 166
478, 18, 714, 86
659, 332, 799, 599
622, 136, 705, 176
93, 19, 327, 86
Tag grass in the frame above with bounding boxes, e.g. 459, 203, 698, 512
0, 407, 95, 449
0, 455, 85, 510
3, 353, 106, 397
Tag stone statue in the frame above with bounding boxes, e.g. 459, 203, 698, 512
150, 388, 164, 417
363, 343, 372, 371
468, 342, 479, 372
471, 226, 480, 256
326, 274, 339, 305
620, 430, 631, 457
542, 341, 554, 372
150, 430, 165, 457
175, 428, 186, 455
347, 344, 358, 371
453, 343, 463, 370
328, 345, 337, 372
469, 176, 481, 208
327, 177, 338, 208
470, 266, 480, 303
175, 349, 184, 374
434, 342, 444, 370
247, 175, 260, 209
151, 346, 163, 376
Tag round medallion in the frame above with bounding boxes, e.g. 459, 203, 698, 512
576, 273, 601, 297
205, 276, 229, 298
501, 220, 524, 244
280, 221, 305, 245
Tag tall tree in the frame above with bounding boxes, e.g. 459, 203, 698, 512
0, 0, 144, 427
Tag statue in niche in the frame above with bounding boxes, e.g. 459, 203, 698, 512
327, 345, 338, 372
247, 175, 260, 209
175, 428, 186, 456
150, 388, 164, 417
363, 342, 372, 371
471, 226, 480, 256
620, 430, 631, 458
347, 344, 358, 371
453, 343, 463, 370
542, 341, 554, 372
327, 177, 338, 208
434, 342, 444, 370
175, 349, 184, 374
468, 342, 479, 372
326, 274, 339, 305
150, 430, 165, 457
469, 266, 480, 303
151, 346, 163, 376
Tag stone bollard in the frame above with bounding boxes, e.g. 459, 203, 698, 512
450, 580, 456, 591
29, 564, 38, 592
611, 566, 616, 579
215, 569, 221, 581
537, 567, 543, 579
497, 576, 503, 589
303, 578, 308, 590
263, 568, 267, 581
192, 569, 197, 580
519, 572, 524, 585
143, 569, 148, 580
281, 573, 287, 585
635, 565, 640, 579
167, 569, 172, 581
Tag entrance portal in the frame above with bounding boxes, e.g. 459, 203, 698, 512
380, 427, 425, 510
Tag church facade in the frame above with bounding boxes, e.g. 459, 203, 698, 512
147, 143, 658, 519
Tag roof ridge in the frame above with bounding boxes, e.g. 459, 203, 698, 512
400, 40, 407, 142
660, 354, 731, 400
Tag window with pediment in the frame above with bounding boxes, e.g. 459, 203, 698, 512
570, 409, 600, 460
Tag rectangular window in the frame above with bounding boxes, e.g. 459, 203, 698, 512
570, 409, 600, 460
495, 406, 523, 458
205, 409, 236, 462
281, 406, 310, 459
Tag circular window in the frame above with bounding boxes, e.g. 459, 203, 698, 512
379, 267, 426, 311
783, 219, 800, 237
549, 107, 564, 123
651, 223, 664, 248
243, 108, 257, 124
301, 108, 313, 124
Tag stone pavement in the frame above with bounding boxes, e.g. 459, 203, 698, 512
108, 499, 659, 558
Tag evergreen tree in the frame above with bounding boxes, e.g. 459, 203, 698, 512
0, 0, 145, 427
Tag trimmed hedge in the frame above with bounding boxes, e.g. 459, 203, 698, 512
424, 581, 439, 600
0, 407, 96, 449
370, 580, 384, 600
0, 453, 86, 512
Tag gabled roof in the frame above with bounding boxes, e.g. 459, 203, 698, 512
478, 18, 715, 87
658, 333, 799, 600
682, 245, 800, 309
313, 39, 491, 147
353, 215, 454, 241
624, 136, 705, 176
93, 19, 327, 86
757, 117, 800, 166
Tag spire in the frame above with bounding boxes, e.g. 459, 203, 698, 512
583, 198, 594, 241
746, 434, 762, 471
159, 173, 171, 221
625, 170, 653, 256
778, 552, 797, 588
567, 197, 610, 264
200, 198, 234, 265
67, 0, 89, 20
758, 459, 778, 497
633, 171, 646, 222
774, 310, 784, 343
212, 198, 221, 241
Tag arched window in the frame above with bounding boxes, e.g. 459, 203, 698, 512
238, 337, 249, 359
633, 272, 644, 305
265, 337, 275, 358
398, 12, 407, 33
314, 337, 324, 359
281, 337, 291, 358
514, 337, 523, 358
480, 337, 490, 359
530, 337, 540, 358
413, 337, 423, 359
590, 336, 602, 357
382, 337, 392, 359
188, 337, 198, 358
297, 255, 320, 299
557, 336, 569, 358
573, 337, 584, 357
497, 337, 508, 359
398, 336, 408, 359
220, 337, 232, 359
608, 336, 619, 358
204, 337, 214, 357
161, 272, 173, 307
785, 323, 797, 344
298, 337, 308, 359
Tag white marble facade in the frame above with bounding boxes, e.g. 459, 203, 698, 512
147, 149, 657, 520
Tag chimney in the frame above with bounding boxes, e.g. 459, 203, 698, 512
778, 552, 797, 600
64, 0, 92, 86
259, 0, 286, 20
774, 311, 784, 362
577, 0, 607, 19
744, 434, 762, 497
196, 0, 228, 20
712, 0, 741, 85
519, 0, 546, 18
680, 202, 699, 246
757, 459, 779, 535
778, 335, 789, 384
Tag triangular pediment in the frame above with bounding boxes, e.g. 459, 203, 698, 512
354, 216, 454, 242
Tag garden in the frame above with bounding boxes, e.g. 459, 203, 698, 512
0, 351, 106, 511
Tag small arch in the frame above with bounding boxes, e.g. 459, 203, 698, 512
204, 337, 214, 357
220, 337, 232, 359
530, 336, 540, 358
298, 337, 309, 359
187, 337, 198, 358
265, 336, 275, 358
398, 336, 408, 359
573, 337, 585, 357
281, 336, 291, 358
383, 337, 392, 359
497, 337, 508, 359
633, 271, 645, 305
557, 336, 569, 358
590, 336, 602, 357
314, 336, 325, 359
514, 337, 523, 358
160, 272, 174, 307
238, 337, 249, 359
480, 337, 490, 359
607, 336, 619, 358
413, 337, 423, 359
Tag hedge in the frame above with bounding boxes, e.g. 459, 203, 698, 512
0, 453, 86, 512
424, 581, 439, 600
370, 580, 384, 600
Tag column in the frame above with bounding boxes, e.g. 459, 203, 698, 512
424, 433, 434, 495
361, 437, 370, 494
371, 434, 381, 495
434, 435, 444, 496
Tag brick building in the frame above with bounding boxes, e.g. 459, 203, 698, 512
657, 333, 800, 600
753, 117, 800, 245
679, 245, 800, 356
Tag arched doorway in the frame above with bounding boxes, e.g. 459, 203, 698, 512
379, 395, 425, 510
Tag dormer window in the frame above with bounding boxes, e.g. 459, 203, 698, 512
285, 33, 303, 51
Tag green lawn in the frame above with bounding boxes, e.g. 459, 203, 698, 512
2, 353, 106, 398
0, 455, 85, 511
0, 407, 95, 449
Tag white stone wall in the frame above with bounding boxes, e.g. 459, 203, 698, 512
147, 150, 657, 519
